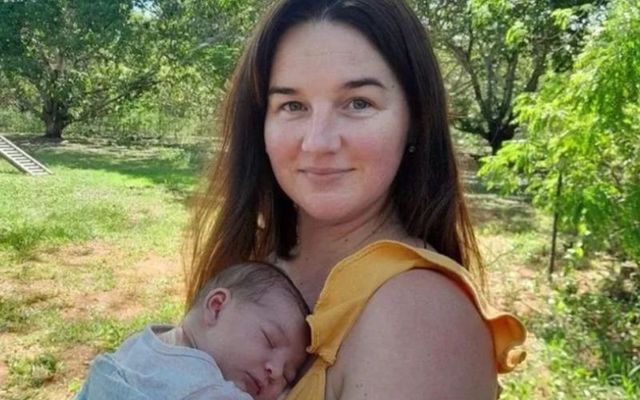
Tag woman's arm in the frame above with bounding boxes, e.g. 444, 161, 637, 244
330, 269, 497, 400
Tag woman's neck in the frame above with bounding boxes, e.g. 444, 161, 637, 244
287, 204, 412, 306
299, 211, 395, 262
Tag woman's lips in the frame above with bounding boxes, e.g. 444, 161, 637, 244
300, 167, 352, 175
299, 168, 354, 184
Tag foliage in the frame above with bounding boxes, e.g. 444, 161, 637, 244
0, 0, 155, 138
480, 0, 640, 264
518, 271, 640, 398
0, 105, 43, 133
413, 0, 604, 152
0, 0, 262, 139
119, 0, 264, 139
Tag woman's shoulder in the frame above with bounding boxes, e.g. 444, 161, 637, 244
371, 266, 480, 311
328, 268, 498, 399
352, 267, 495, 357
313, 241, 525, 347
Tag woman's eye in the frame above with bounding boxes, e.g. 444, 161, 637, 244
349, 98, 371, 110
283, 101, 305, 112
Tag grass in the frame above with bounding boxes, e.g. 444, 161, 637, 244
8, 352, 60, 389
0, 133, 198, 399
0, 294, 47, 333
0, 137, 196, 260
1, 134, 638, 399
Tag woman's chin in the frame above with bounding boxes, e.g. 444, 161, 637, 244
298, 204, 355, 225
295, 189, 391, 224
298, 202, 383, 228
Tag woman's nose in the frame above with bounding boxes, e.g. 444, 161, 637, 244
301, 106, 341, 153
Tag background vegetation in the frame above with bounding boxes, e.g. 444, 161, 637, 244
1, 0, 638, 398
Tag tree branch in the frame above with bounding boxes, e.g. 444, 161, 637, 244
71, 70, 158, 123
500, 53, 519, 122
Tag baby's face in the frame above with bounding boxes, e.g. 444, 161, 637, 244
204, 290, 309, 400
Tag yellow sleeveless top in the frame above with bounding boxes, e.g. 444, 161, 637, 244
285, 240, 526, 400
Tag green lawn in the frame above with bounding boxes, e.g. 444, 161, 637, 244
0, 135, 198, 399
0, 134, 637, 399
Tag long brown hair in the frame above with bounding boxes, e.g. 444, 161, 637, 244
185, 0, 484, 309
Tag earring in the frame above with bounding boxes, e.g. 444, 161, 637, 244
407, 144, 416, 154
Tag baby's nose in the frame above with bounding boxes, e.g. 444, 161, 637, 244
268, 358, 291, 389
266, 361, 284, 379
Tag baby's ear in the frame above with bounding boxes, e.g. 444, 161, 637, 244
203, 288, 230, 325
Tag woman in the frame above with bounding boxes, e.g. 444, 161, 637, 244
185, 0, 526, 398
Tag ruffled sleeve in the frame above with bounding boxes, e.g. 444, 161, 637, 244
287, 240, 527, 400
307, 240, 526, 373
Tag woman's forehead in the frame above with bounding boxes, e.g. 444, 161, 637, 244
269, 21, 395, 88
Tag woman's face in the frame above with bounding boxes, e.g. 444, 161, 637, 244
264, 22, 410, 225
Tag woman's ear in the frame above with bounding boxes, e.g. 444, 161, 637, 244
203, 288, 231, 326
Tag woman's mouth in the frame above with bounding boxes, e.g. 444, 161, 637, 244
301, 167, 352, 175
299, 167, 354, 185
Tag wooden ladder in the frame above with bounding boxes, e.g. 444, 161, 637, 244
0, 135, 52, 176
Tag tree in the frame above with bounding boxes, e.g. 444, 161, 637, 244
139, 0, 265, 128
0, 1, 157, 138
0, 0, 260, 139
479, 0, 640, 264
413, 0, 603, 153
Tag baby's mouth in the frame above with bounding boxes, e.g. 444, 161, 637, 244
246, 372, 262, 396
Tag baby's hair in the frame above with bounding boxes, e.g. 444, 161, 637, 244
192, 261, 310, 318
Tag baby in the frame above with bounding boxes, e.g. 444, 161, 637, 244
75, 262, 310, 400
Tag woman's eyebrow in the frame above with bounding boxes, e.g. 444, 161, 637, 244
268, 78, 387, 96
342, 78, 387, 90
268, 86, 298, 96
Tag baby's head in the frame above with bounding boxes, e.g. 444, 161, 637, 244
185, 262, 309, 400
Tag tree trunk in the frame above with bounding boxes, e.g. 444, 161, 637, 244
486, 121, 517, 154
549, 172, 563, 282
44, 116, 65, 139
42, 98, 69, 139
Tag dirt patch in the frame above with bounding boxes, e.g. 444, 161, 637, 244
132, 253, 181, 278
0, 358, 8, 388
51, 245, 183, 321
49, 241, 122, 268
480, 234, 550, 318
122, 252, 185, 297
40, 377, 83, 400
60, 344, 95, 380
62, 289, 144, 321
18, 344, 99, 400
